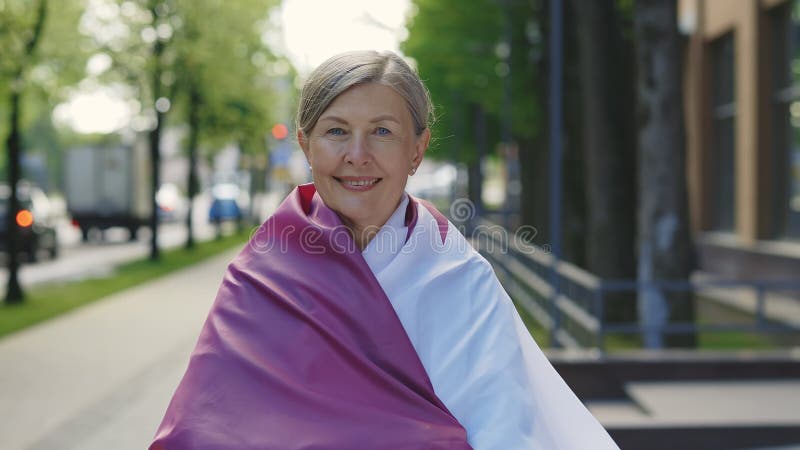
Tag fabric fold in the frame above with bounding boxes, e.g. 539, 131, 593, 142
150, 184, 472, 450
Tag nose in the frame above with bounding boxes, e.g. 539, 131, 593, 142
344, 134, 371, 166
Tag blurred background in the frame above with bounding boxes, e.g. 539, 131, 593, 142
1, 0, 800, 449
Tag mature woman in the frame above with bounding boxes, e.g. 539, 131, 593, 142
150, 50, 618, 450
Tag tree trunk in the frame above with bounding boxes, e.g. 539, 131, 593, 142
518, 0, 551, 244
4, 0, 48, 304
468, 103, 487, 219
148, 30, 165, 261
634, 0, 696, 348
561, 0, 587, 267
4, 90, 25, 304
184, 81, 200, 250
518, 136, 550, 244
450, 90, 464, 205
573, 0, 637, 323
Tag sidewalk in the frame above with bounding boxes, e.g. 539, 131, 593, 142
0, 248, 241, 450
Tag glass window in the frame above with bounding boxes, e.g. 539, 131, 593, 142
772, 1, 800, 239
711, 33, 736, 231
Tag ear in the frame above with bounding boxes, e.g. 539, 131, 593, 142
411, 128, 431, 167
297, 129, 310, 161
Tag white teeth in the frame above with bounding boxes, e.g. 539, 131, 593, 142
342, 179, 378, 186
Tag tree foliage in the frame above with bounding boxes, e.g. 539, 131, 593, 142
405, 0, 697, 347
82, 0, 282, 254
82, 0, 281, 157
168, 0, 281, 153
403, 0, 504, 163
0, 0, 88, 177
1, 0, 88, 302
403, 0, 572, 252
407, 1, 545, 159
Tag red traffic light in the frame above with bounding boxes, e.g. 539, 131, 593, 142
271, 123, 289, 140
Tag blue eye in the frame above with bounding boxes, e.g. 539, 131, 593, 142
327, 128, 345, 136
376, 127, 391, 136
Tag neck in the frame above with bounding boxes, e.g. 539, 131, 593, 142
349, 223, 380, 251
337, 193, 406, 251
335, 212, 386, 251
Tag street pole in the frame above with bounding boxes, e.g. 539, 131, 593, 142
548, 0, 564, 348
501, 0, 517, 230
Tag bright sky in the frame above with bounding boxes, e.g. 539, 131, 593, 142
279, 0, 412, 76
53, 86, 131, 134
57, 0, 413, 134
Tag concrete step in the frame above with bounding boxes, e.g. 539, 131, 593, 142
589, 380, 800, 427
586, 379, 800, 450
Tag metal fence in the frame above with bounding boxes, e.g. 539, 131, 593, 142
470, 218, 800, 352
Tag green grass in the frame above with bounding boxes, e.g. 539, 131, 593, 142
0, 229, 251, 339
510, 298, 550, 345
512, 307, 782, 351
698, 330, 777, 349
509, 290, 790, 351
589, 327, 780, 351
695, 293, 790, 350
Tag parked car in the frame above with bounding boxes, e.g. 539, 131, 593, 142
208, 183, 245, 223
0, 183, 58, 262
156, 183, 189, 223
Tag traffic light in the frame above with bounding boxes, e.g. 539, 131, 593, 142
271, 123, 288, 140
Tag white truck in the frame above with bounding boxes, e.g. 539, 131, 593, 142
64, 142, 151, 241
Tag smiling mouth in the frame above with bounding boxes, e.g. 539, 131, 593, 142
334, 177, 382, 187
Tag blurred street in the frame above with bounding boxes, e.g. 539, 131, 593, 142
0, 247, 239, 450
0, 193, 236, 287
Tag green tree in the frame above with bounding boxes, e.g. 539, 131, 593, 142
1, 0, 87, 303
88, 0, 280, 254
168, 0, 280, 246
80, 0, 176, 259
404, 0, 587, 261
403, 0, 504, 214
405, 0, 697, 348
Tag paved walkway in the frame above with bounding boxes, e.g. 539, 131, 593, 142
0, 248, 241, 450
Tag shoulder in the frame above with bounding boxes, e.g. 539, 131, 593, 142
409, 201, 496, 275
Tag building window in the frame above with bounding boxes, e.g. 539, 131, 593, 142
772, 1, 800, 239
710, 33, 736, 232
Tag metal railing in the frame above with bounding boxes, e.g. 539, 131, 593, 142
470, 218, 800, 351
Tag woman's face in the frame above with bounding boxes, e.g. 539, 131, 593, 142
299, 83, 430, 234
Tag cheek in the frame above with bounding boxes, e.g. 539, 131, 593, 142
308, 143, 339, 173
383, 145, 415, 169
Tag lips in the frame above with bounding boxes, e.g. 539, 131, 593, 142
334, 176, 382, 191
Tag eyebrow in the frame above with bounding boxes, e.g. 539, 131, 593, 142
370, 114, 401, 124
317, 114, 401, 124
317, 115, 348, 124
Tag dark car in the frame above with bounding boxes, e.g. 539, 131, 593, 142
0, 184, 58, 262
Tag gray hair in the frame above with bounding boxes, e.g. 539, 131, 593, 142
296, 50, 433, 137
